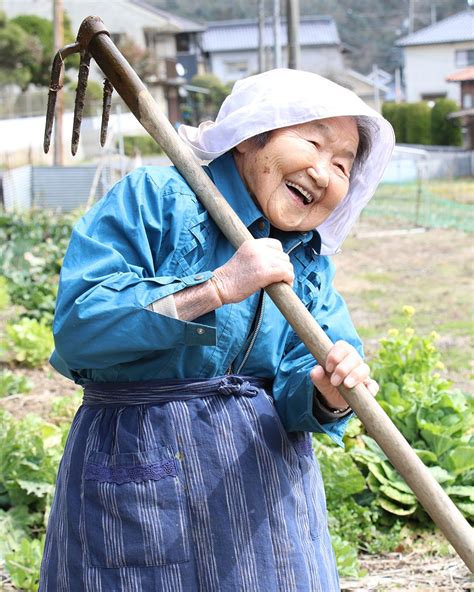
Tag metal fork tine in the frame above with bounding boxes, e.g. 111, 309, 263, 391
100, 79, 114, 147
43, 42, 81, 154
71, 51, 92, 156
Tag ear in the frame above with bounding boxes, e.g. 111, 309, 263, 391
234, 139, 253, 154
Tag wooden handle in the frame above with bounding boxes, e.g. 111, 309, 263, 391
79, 18, 474, 571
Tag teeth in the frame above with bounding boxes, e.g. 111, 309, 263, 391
286, 181, 313, 204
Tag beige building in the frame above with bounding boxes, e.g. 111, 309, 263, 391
1, 0, 204, 122
397, 10, 474, 103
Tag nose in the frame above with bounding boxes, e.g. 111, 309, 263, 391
307, 164, 329, 188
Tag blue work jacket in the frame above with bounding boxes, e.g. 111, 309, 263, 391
51, 151, 362, 446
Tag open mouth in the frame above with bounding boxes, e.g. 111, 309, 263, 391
285, 180, 314, 205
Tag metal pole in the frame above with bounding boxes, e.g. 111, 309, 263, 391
287, 0, 300, 69
67, 19, 474, 571
273, 0, 282, 69
53, 0, 64, 165
258, 0, 266, 73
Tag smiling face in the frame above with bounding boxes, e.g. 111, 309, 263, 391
234, 117, 359, 232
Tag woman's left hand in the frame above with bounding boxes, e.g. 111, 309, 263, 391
310, 341, 379, 410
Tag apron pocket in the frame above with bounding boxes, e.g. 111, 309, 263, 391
83, 446, 190, 568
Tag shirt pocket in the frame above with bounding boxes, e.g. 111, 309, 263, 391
83, 446, 190, 568
175, 211, 216, 276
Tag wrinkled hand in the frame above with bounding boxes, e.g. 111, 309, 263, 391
212, 238, 294, 304
310, 340, 379, 410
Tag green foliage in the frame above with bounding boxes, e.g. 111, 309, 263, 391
313, 308, 473, 574
122, 134, 164, 157
383, 102, 435, 145
0, 370, 33, 397
351, 307, 473, 521
0, 410, 64, 509
3, 317, 54, 368
405, 102, 431, 145
5, 535, 45, 592
0, 210, 75, 323
431, 99, 462, 146
0, 410, 68, 588
382, 102, 408, 143
11, 13, 78, 87
0, 12, 41, 89
0, 276, 10, 310
185, 73, 232, 124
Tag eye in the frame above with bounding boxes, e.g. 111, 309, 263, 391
334, 163, 347, 175
307, 140, 319, 149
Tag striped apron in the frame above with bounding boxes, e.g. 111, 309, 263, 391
39, 375, 339, 591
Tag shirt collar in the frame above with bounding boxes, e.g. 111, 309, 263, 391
207, 151, 265, 230
207, 151, 321, 255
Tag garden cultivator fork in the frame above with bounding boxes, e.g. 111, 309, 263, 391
44, 16, 474, 572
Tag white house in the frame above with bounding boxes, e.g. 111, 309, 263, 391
202, 16, 346, 84
397, 10, 474, 103
1, 0, 205, 121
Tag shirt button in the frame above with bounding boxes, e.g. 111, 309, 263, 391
196, 327, 205, 335
257, 220, 265, 231
194, 274, 204, 281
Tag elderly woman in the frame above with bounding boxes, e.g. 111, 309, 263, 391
39, 69, 394, 591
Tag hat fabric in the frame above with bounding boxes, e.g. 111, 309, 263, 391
178, 68, 395, 255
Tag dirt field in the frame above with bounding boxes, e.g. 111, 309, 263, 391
335, 218, 473, 393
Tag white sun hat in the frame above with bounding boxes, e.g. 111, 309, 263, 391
178, 68, 395, 255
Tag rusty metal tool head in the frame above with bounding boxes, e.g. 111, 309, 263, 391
43, 17, 114, 156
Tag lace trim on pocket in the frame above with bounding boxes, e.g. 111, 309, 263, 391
85, 458, 177, 485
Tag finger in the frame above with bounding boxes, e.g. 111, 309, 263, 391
364, 378, 379, 397
260, 238, 284, 251
325, 340, 354, 372
342, 362, 370, 389
329, 350, 362, 386
310, 364, 332, 390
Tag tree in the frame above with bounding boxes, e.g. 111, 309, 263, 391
0, 10, 41, 89
187, 73, 231, 124
431, 99, 462, 146
11, 13, 78, 87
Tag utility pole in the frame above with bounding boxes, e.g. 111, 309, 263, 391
258, 0, 265, 73
273, 0, 282, 69
408, 0, 415, 34
53, 0, 64, 165
372, 63, 381, 112
287, 0, 300, 69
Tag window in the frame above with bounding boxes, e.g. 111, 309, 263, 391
224, 61, 249, 75
110, 32, 125, 46
455, 49, 474, 68
463, 93, 473, 109
176, 34, 190, 53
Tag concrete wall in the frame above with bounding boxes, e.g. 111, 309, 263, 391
404, 42, 474, 103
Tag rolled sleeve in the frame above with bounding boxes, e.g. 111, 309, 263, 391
52, 169, 217, 371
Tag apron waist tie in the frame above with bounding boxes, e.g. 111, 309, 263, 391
82, 374, 271, 406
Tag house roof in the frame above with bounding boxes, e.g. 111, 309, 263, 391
446, 65, 474, 82
347, 69, 389, 92
202, 16, 340, 53
129, 0, 205, 32
397, 10, 474, 47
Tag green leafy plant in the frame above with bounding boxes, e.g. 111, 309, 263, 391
0, 275, 10, 310
4, 535, 45, 592
3, 317, 54, 368
342, 308, 474, 522
0, 369, 33, 397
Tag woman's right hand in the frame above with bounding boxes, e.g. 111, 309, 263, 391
212, 238, 294, 304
